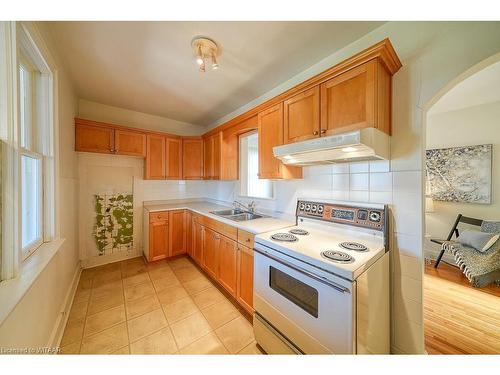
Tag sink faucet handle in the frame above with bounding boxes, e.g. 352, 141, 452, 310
248, 201, 256, 212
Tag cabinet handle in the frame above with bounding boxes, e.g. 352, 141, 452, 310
320, 129, 326, 134
246, 238, 251, 242
313, 130, 319, 135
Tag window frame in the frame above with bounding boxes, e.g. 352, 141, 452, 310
238, 130, 274, 200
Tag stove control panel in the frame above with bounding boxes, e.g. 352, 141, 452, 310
296, 200, 386, 231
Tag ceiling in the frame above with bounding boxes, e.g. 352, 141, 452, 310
48, 21, 384, 127
429, 60, 500, 115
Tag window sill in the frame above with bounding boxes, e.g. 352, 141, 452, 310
0, 238, 66, 326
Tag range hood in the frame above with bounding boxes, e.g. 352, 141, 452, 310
273, 128, 390, 166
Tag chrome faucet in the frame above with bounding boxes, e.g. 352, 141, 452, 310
233, 200, 257, 213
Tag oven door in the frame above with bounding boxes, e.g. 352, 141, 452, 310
253, 246, 356, 354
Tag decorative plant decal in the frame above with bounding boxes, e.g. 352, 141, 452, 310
93, 193, 133, 256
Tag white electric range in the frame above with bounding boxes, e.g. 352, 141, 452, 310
253, 199, 390, 354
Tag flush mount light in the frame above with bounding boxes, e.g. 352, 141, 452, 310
191, 36, 220, 72
341, 147, 357, 153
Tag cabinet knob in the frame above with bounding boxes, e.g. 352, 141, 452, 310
157, 215, 161, 219
313, 130, 319, 135
246, 238, 250, 242
320, 129, 326, 134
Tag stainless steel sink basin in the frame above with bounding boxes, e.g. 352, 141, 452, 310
210, 209, 266, 222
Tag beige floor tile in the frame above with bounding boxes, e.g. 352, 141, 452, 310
59, 341, 81, 354
180, 332, 228, 354
156, 285, 189, 305
125, 293, 161, 320
162, 297, 199, 324
238, 341, 264, 355
147, 260, 171, 272
148, 266, 175, 281
192, 287, 225, 309
73, 288, 91, 304
124, 280, 155, 302
87, 288, 124, 316
174, 267, 203, 283
61, 318, 84, 346
92, 279, 123, 297
112, 345, 130, 354
202, 300, 240, 329
123, 272, 150, 288
93, 269, 122, 286
152, 274, 180, 292
215, 316, 254, 353
68, 300, 89, 323
168, 257, 193, 270
127, 308, 168, 343
169, 312, 212, 349
183, 276, 212, 295
121, 265, 148, 279
84, 305, 126, 337
80, 323, 129, 354
130, 327, 178, 354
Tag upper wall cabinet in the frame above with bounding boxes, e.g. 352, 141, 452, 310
320, 59, 391, 136
165, 137, 183, 179
182, 138, 204, 179
203, 132, 221, 180
283, 86, 320, 144
258, 103, 302, 180
75, 121, 115, 154
115, 129, 146, 156
145, 134, 166, 180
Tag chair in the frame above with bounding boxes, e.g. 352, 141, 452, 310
431, 214, 483, 268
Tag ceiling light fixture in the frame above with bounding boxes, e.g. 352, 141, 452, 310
191, 36, 220, 72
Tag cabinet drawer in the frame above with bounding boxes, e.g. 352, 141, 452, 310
150, 211, 170, 223
237, 229, 254, 248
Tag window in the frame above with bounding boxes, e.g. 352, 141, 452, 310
239, 132, 273, 199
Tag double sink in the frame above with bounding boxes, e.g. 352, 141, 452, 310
210, 209, 266, 222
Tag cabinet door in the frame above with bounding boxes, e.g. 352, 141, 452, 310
182, 139, 204, 179
165, 137, 183, 179
169, 210, 186, 257
75, 123, 114, 154
283, 86, 320, 144
320, 61, 376, 135
186, 211, 193, 256
115, 129, 146, 156
237, 245, 254, 314
218, 236, 237, 297
192, 221, 204, 266
212, 134, 221, 180
145, 134, 166, 180
203, 136, 213, 179
149, 219, 169, 261
203, 228, 220, 279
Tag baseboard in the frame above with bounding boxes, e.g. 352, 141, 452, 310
47, 262, 82, 348
81, 249, 143, 269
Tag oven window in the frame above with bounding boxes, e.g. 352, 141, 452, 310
269, 266, 319, 318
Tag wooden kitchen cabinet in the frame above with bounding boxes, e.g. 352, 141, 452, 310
283, 86, 320, 144
218, 235, 238, 297
320, 60, 391, 136
186, 211, 193, 256
203, 133, 221, 180
192, 219, 204, 266
237, 244, 254, 314
168, 210, 187, 257
114, 129, 146, 156
203, 227, 220, 280
148, 212, 169, 261
75, 122, 115, 154
145, 134, 166, 179
165, 137, 183, 179
258, 103, 302, 180
182, 138, 204, 179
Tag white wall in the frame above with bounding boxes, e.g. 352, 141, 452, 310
0, 22, 80, 347
207, 21, 500, 354
78, 99, 206, 136
425, 101, 500, 262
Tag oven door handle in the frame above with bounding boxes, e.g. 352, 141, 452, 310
254, 248, 351, 294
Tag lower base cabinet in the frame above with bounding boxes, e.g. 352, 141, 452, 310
192, 219, 204, 266
218, 236, 238, 297
148, 212, 169, 261
237, 244, 254, 314
203, 227, 220, 279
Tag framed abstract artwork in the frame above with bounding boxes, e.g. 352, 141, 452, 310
425, 144, 492, 204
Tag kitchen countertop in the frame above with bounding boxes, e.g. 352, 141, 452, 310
143, 199, 295, 234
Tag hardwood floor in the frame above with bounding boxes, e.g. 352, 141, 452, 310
424, 262, 500, 354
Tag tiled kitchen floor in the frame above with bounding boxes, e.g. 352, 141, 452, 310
60, 256, 263, 354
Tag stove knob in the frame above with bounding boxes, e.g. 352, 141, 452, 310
311, 204, 317, 212
369, 211, 381, 222
299, 203, 305, 210
305, 204, 311, 212
318, 205, 324, 214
